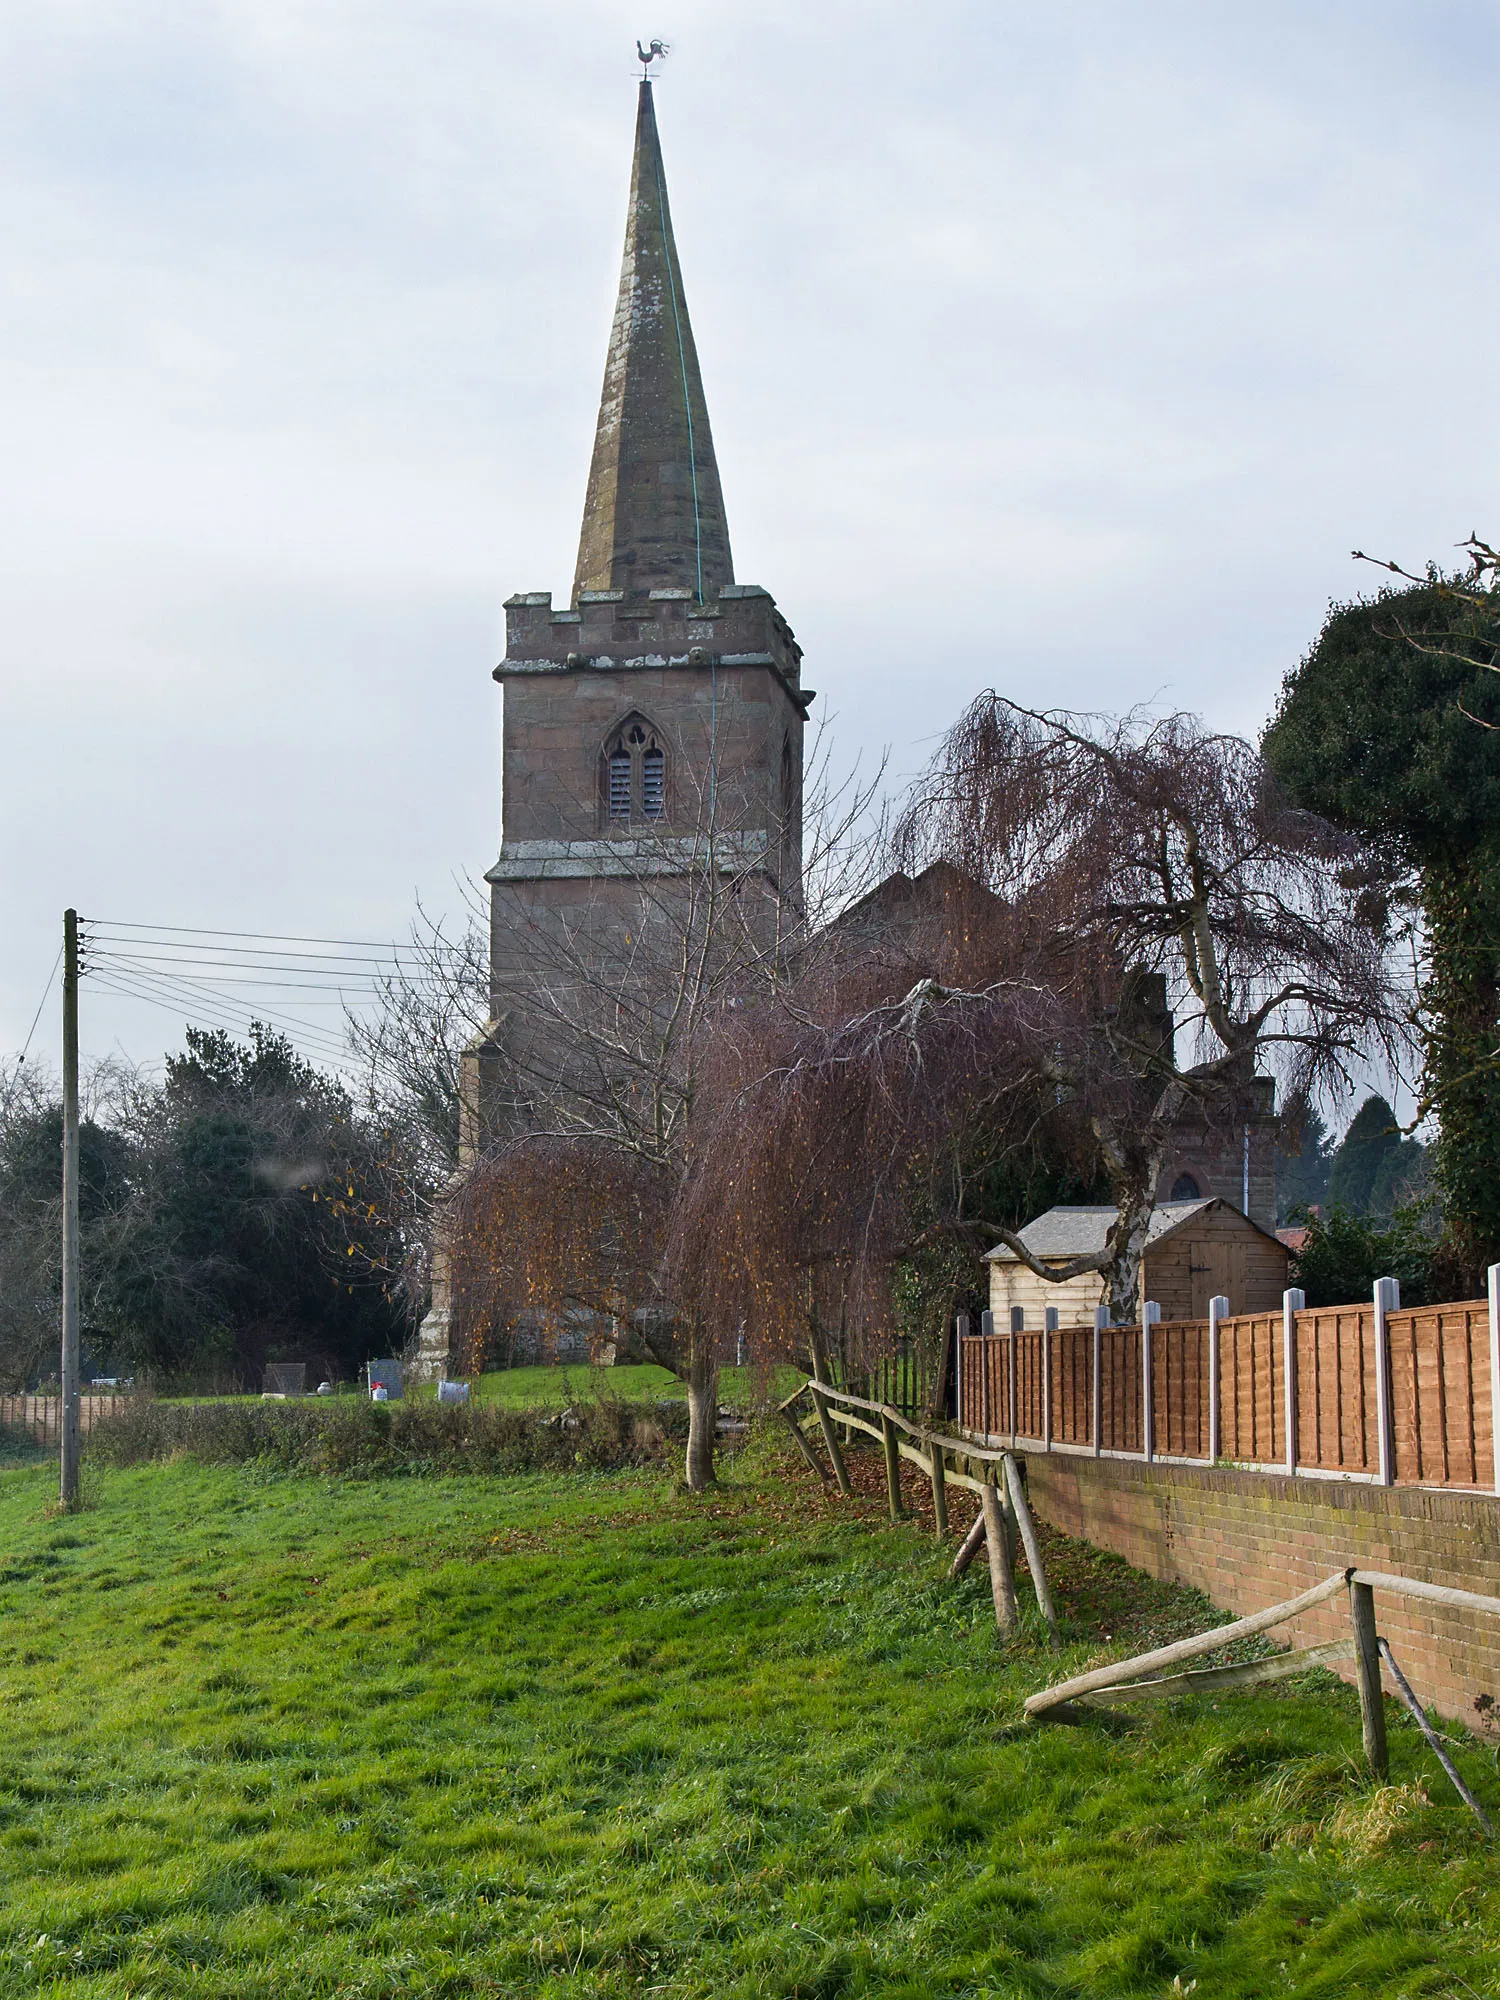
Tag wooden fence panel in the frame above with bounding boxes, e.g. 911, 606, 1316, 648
1387, 1301, 1491, 1487
1014, 1331, 1043, 1438
1150, 1320, 1209, 1458
0, 1394, 131, 1448
1292, 1307, 1378, 1475
1219, 1312, 1282, 1465
957, 1287, 1499, 1491
1099, 1326, 1143, 1453
1054, 1326, 1093, 1446
959, 1336, 1010, 1436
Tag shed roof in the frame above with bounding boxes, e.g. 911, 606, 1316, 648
984, 1198, 1280, 1264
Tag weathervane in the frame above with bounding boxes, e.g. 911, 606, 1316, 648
637, 38, 669, 77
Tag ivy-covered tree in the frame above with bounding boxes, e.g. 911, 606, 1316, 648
1262, 581, 1500, 1284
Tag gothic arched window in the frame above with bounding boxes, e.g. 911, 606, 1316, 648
1170, 1172, 1202, 1201
601, 714, 667, 825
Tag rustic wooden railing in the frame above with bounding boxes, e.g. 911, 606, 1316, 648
954, 1266, 1500, 1494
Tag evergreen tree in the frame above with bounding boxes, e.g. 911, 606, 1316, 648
1276, 1098, 1332, 1224
1263, 580, 1500, 1283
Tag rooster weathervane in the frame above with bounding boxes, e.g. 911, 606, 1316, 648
637, 39, 669, 77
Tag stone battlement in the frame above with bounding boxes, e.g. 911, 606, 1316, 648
500, 585, 803, 691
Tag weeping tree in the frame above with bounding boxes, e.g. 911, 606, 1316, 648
675, 702, 1406, 1333
894, 700, 1405, 1309
1263, 578, 1500, 1285
668, 955, 1108, 1373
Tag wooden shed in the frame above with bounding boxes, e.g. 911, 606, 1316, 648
985, 1198, 1290, 1326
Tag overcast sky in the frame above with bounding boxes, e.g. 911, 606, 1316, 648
3, 0, 1496, 1079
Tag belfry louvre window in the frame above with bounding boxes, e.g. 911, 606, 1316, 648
608, 748, 632, 819
642, 747, 665, 817
602, 715, 667, 825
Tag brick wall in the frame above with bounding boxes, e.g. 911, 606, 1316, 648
1026, 1452, 1500, 1733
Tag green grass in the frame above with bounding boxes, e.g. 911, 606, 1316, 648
461, 1362, 804, 1410
0, 1433, 1495, 1997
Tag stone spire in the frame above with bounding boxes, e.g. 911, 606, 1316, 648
573, 80, 734, 603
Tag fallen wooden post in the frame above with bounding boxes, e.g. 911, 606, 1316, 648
1003, 1453, 1058, 1638
980, 1477, 1020, 1640
1076, 1637, 1355, 1707
781, 1406, 830, 1482
808, 1384, 853, 1496
928, 1433, 949, 1539
1025, 1570, 1349, 1718
950, 1511, 986, 1579
1378, 1638, 1493, 1835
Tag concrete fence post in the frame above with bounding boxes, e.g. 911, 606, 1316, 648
1374, 1275, 1399, 1486
1489, 1266, 1500, 1493
1208, 1294, 1228, 1463
1142, 1301, 1161, 1462
954, 1313, 970, 1429
1009, 1307, 1023, 1440
1092, 1304, 1107, 1455
1043, 1305, 1058, 1449
1282, 1287, 1306, 1475
979, 1308, 993, 1437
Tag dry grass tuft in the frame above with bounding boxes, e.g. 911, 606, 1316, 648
1324, 1781, 1434, 1857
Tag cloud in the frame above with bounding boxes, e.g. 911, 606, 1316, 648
3, 0, 1498, 1063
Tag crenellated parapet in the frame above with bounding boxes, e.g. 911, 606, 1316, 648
497, 584, 808, 712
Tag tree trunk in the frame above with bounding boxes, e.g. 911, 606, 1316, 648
1102, 1178, 1155, 1324
684, 1343, 719, 1491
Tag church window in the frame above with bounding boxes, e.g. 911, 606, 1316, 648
601, 714, 667, 826
1170, 1172, 1202, 1201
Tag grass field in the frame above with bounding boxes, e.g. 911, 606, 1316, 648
461, 1364, 803, 1410
0, 1429, 1496, 1997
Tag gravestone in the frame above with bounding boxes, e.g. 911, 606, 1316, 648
367, 1359, 403, 1400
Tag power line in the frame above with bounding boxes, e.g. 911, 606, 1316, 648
88, 968, 359, 1067
76, 911, 485, 1078
13, 944, 63, 1069
87, 917, 444, 948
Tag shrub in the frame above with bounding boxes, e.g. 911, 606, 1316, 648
1290, 1203, 1438, 1308
86, 1394, 687, 1478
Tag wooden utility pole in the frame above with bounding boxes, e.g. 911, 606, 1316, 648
59, 909, 81, 1511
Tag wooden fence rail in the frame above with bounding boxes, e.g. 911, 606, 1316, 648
955, 1266, 1500, 1494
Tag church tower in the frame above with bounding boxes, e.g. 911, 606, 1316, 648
478, 76, 811, 1131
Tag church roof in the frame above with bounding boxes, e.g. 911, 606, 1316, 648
573, 81, 734, 605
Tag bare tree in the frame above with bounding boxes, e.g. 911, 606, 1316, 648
446, 723, 887, 1488
343, 905, 493, 1324
675, 702, 1408, 1335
